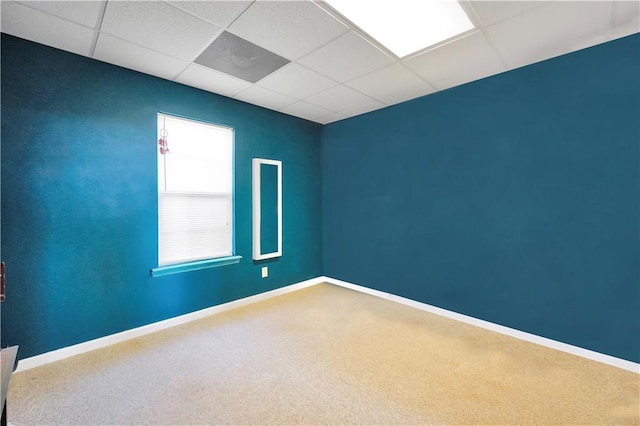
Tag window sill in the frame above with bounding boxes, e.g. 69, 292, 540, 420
150, 255, 242, 277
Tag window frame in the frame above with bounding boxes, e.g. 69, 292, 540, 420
151, 113, 241, 277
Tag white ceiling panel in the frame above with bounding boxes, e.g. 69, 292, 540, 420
315, 112, 347, 124
346, 64, 426, 102
305, 85, 376, 113
94, 34, 189, 80
166, 1, 253, 28
1, 1, 95, 56
17, 0, 105, 28
611, 1, 640, 27
609, 20, 640, 40
234, 85, 297, 111
555, 21, 639, 56
378, 84, 437, 106
486, 1, 613, 69
176, 63, 252, 97
227, 0, 349, 60
279, 101, 333, 122
100, 1, 220, 62
298, 31, 394, 82
466, 1, 547, 27
317, 112, 347, 124
257, 63, 337, 99
338, 99, 386, 118
406, 31, 506, 90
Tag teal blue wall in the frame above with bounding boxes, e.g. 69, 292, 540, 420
1, 34, 322, 359
3, 33, 639, 363
322, 34, 640, 363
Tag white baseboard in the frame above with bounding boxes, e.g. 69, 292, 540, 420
16, 275, 639, 375
15, 276, 324, 372
320, 276, 640, 374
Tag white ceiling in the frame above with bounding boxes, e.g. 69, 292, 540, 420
1, 0, 638, 124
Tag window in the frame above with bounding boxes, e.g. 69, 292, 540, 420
156, 113, 236, 270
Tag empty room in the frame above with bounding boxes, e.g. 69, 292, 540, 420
1, 0, 638, 424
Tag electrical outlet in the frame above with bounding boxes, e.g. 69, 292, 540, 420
261, 266, 268, 278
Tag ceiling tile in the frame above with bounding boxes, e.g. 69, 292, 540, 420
466, 1, 547, 26
345, 64, 426, 102
166, 1, 252, 28
555, 21, 639, 55
378, 84, 437, 106
338, 100, 386, 118
317, 112, 347, 124
280, 101, 333, 122
100, 1, 220, 62
611, 1, 640, 28
298, 31, 394, 82
405, 31, 506, 91
486, 1, 613, 69
257, 63, 337, 99
305, 85, 376, 113
176, 63, 252, 97
227, 0, 349, 60
1, 1, 95, 56
94, 34, 189, 80
17, 0, 105, 28
608, 20, 640, 40
234, 86, 297, 111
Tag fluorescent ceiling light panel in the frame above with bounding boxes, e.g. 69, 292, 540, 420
324, 0, 474, 57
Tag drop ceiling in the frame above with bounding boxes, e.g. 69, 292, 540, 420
1, 1, 638, 124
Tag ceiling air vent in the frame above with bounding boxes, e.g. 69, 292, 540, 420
195, 31, 290, 83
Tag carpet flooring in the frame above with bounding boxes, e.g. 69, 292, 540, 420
8, 283, 640, 425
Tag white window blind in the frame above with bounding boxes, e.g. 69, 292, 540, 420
157, 114, 234, 266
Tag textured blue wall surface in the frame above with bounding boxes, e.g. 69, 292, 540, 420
323, 34, 640, 362
1, 35, 322, 359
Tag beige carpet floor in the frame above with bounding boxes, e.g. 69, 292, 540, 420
8, 283, 640, 425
